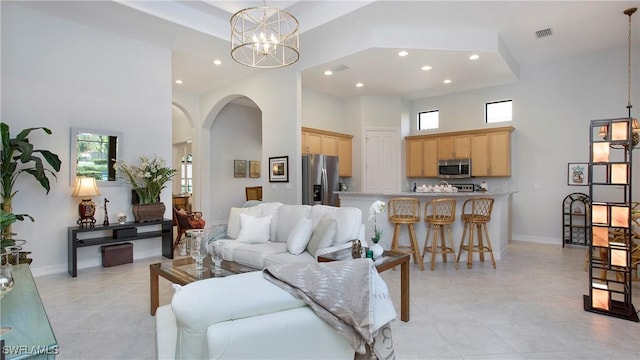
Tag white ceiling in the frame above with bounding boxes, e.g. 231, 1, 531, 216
12, 1, 640, 99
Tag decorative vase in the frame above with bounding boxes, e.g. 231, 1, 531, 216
370, 242, 384, 259
132, 203, 166, 223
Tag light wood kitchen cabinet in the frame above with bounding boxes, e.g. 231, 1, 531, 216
321, 136, 338, 156
471, 129, 513, 177
337, 138, 352, 177
302, 127, 353, 177
302, 131, 322, 154
406, 126, 513, 178
438, 135, 470, 160
406, 138, 438, 177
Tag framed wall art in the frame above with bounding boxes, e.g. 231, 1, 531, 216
234, 160, 247, 178
269, 156, 288, 182
568, 163, 588, 186
249, 160, 261, 178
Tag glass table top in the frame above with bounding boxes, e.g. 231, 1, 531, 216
152, 256, 257, 284
0, 264, 58, 359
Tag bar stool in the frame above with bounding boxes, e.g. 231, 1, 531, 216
422, 198, 458, 271
388, 198, 424, 271
457, 197, 496, 269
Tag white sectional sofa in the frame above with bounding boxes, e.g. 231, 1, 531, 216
212, 202, 366, 269
156, 271, 355, 359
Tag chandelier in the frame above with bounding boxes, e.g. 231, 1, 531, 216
598, 7, 639, 148
230, 4, 299, 69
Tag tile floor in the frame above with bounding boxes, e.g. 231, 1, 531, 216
33, 241, 640, 360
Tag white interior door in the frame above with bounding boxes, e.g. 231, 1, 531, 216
364, 128, 400, 193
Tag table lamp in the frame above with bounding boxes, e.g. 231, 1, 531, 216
72, 177, 101, 228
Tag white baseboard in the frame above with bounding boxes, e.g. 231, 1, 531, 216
31, 248, 162, 277
511, 234, 560, 245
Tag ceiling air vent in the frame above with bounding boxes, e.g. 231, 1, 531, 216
331, 64, 350, 73
535, 28, 553, 39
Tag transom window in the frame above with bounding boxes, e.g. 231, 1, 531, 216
486, 100, 512, 123
418, 110, 439, 130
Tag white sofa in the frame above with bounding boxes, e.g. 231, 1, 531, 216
212, 202, 366, 269
156, 271, 355, 359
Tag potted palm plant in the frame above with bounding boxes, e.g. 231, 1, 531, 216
0, 122, 62, 263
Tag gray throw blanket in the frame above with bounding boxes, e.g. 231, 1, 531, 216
263, 258, 396, 360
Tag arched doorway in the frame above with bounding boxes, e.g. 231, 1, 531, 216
172, 103, 194, 210
207, 96, 262, 223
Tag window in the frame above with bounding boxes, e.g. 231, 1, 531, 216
181, 154, 193, 194
418, 110, 439, 130
486, 100, 512, 123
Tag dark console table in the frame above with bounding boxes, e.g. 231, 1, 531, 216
68, 219, 173, 277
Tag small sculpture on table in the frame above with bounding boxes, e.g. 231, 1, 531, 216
351, 240, 362, 258
103, 198, 110, 226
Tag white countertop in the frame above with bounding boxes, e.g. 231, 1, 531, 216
337, 191, 515, 197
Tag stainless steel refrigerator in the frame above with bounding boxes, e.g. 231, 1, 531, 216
302, 155, 340, 206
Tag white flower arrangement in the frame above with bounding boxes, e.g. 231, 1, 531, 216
114, 154, 178, 204
368, 200, 386, 243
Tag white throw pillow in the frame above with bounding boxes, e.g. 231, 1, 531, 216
306, 217, 338, 257
227, 205, 262, 239
236, 213, 272, 244
287, 218, 313, 255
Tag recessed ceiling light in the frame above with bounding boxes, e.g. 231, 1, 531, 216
324, 70, 333, 76
213, 59, 222, 65
175, 80, 183, 84
469, 54, 479, 60
398, 50, 408, 57
443, 79, 452, 84
421, 65, 432, 71
356, 82, 364, 88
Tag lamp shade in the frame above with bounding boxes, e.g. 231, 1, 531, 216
72, 177, 101, 198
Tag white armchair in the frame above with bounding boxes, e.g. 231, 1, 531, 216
155, 271, 354, 359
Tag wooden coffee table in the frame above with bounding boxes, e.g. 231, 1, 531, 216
318, 248, 411, 322
149, 256, 257, 315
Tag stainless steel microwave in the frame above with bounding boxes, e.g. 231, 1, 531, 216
438, 159, 471, 179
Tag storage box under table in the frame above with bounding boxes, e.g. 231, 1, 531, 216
101, 242, 133, 267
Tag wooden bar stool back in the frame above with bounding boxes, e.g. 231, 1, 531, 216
388, 198, 424, 271
457, 197, 496, 269
422, 198, 458, 271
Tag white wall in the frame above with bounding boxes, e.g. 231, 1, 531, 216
210, 103, 262, 223
1, 4, 172, 276
410, 46, 640, 244
301, 88, 347, 133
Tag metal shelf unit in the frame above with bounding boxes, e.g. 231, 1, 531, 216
563, 193, 590, 247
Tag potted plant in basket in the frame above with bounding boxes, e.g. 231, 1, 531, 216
0, 122, 62, 264
115, 154, 178, 223
368, 200, 386, 258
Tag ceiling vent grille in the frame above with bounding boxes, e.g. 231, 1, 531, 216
535, 28, 553, 39
331, 64, 350, 73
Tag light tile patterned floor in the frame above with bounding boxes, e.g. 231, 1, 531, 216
33, 241, 640, 360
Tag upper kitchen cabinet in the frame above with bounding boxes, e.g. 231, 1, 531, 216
337, 137, 352, 177
470, 127, 514, 177
302, 127, 353, 177
406, 126, 514, 178
302, 131, 322, 154
406, 138, 438, 177
438, 135, 471, 160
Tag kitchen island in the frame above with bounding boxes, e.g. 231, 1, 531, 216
338, 191, 513, 264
